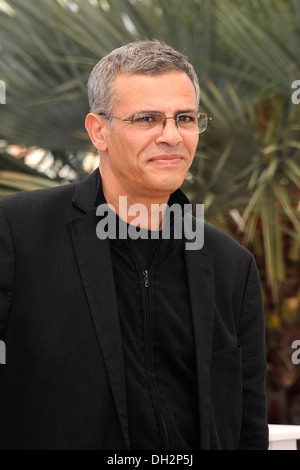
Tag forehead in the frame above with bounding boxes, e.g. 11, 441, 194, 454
111, 72, 197, 112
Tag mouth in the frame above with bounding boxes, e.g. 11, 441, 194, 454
147, 154, 185, 165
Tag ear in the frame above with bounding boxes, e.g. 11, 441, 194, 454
85, 113, 109, 152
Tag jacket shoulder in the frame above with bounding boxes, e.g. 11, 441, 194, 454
204, 221, 250, 256
0, 181, 76, 214
0, 168, 100, 218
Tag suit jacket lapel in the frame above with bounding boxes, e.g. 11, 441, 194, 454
69, 170, 129, 449
185, 219, 215, 450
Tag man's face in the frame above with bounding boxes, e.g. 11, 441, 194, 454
98, 71, 199, 200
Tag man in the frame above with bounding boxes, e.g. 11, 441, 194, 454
0, 40, 268, 450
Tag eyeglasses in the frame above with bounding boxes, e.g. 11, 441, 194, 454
98, 111, 212, 135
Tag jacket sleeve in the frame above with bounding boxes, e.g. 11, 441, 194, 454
0, 203, 15, 335
238, 253, 269, 450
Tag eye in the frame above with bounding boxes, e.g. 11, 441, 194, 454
177, 113, 197, 124
133, 113, 162, 125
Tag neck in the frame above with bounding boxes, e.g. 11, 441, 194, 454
100, 178, 170, 231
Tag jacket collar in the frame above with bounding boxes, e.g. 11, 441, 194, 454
72, 168, 102, 213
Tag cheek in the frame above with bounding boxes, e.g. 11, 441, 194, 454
129, 131, 153, 148
115, 128, 151, 149
175, 137, 198, 165
125, 134, 155, 162
187, 135, 199, 155
110, 134, 154, 173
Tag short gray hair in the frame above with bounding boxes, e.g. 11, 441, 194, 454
87, 40, 200, 114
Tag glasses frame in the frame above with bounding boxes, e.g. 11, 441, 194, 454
98, 111, 212, 134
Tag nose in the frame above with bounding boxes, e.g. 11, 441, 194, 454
155, 117, 183, 146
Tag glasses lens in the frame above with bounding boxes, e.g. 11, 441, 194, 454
177, 113, 207, 134
197, 114, 208, 134
132, 112, 165, 128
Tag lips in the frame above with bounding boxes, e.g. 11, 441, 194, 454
148, 154, 184, 162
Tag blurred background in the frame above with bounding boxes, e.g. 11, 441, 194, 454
0, 0, 300, 425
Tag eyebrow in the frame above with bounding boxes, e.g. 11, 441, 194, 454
176, 109, 198, 114
133, 109, 198, 115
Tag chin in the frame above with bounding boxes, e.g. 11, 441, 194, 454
151, 176, 185, 196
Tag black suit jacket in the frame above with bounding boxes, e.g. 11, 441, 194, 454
0, 169, 268, 450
